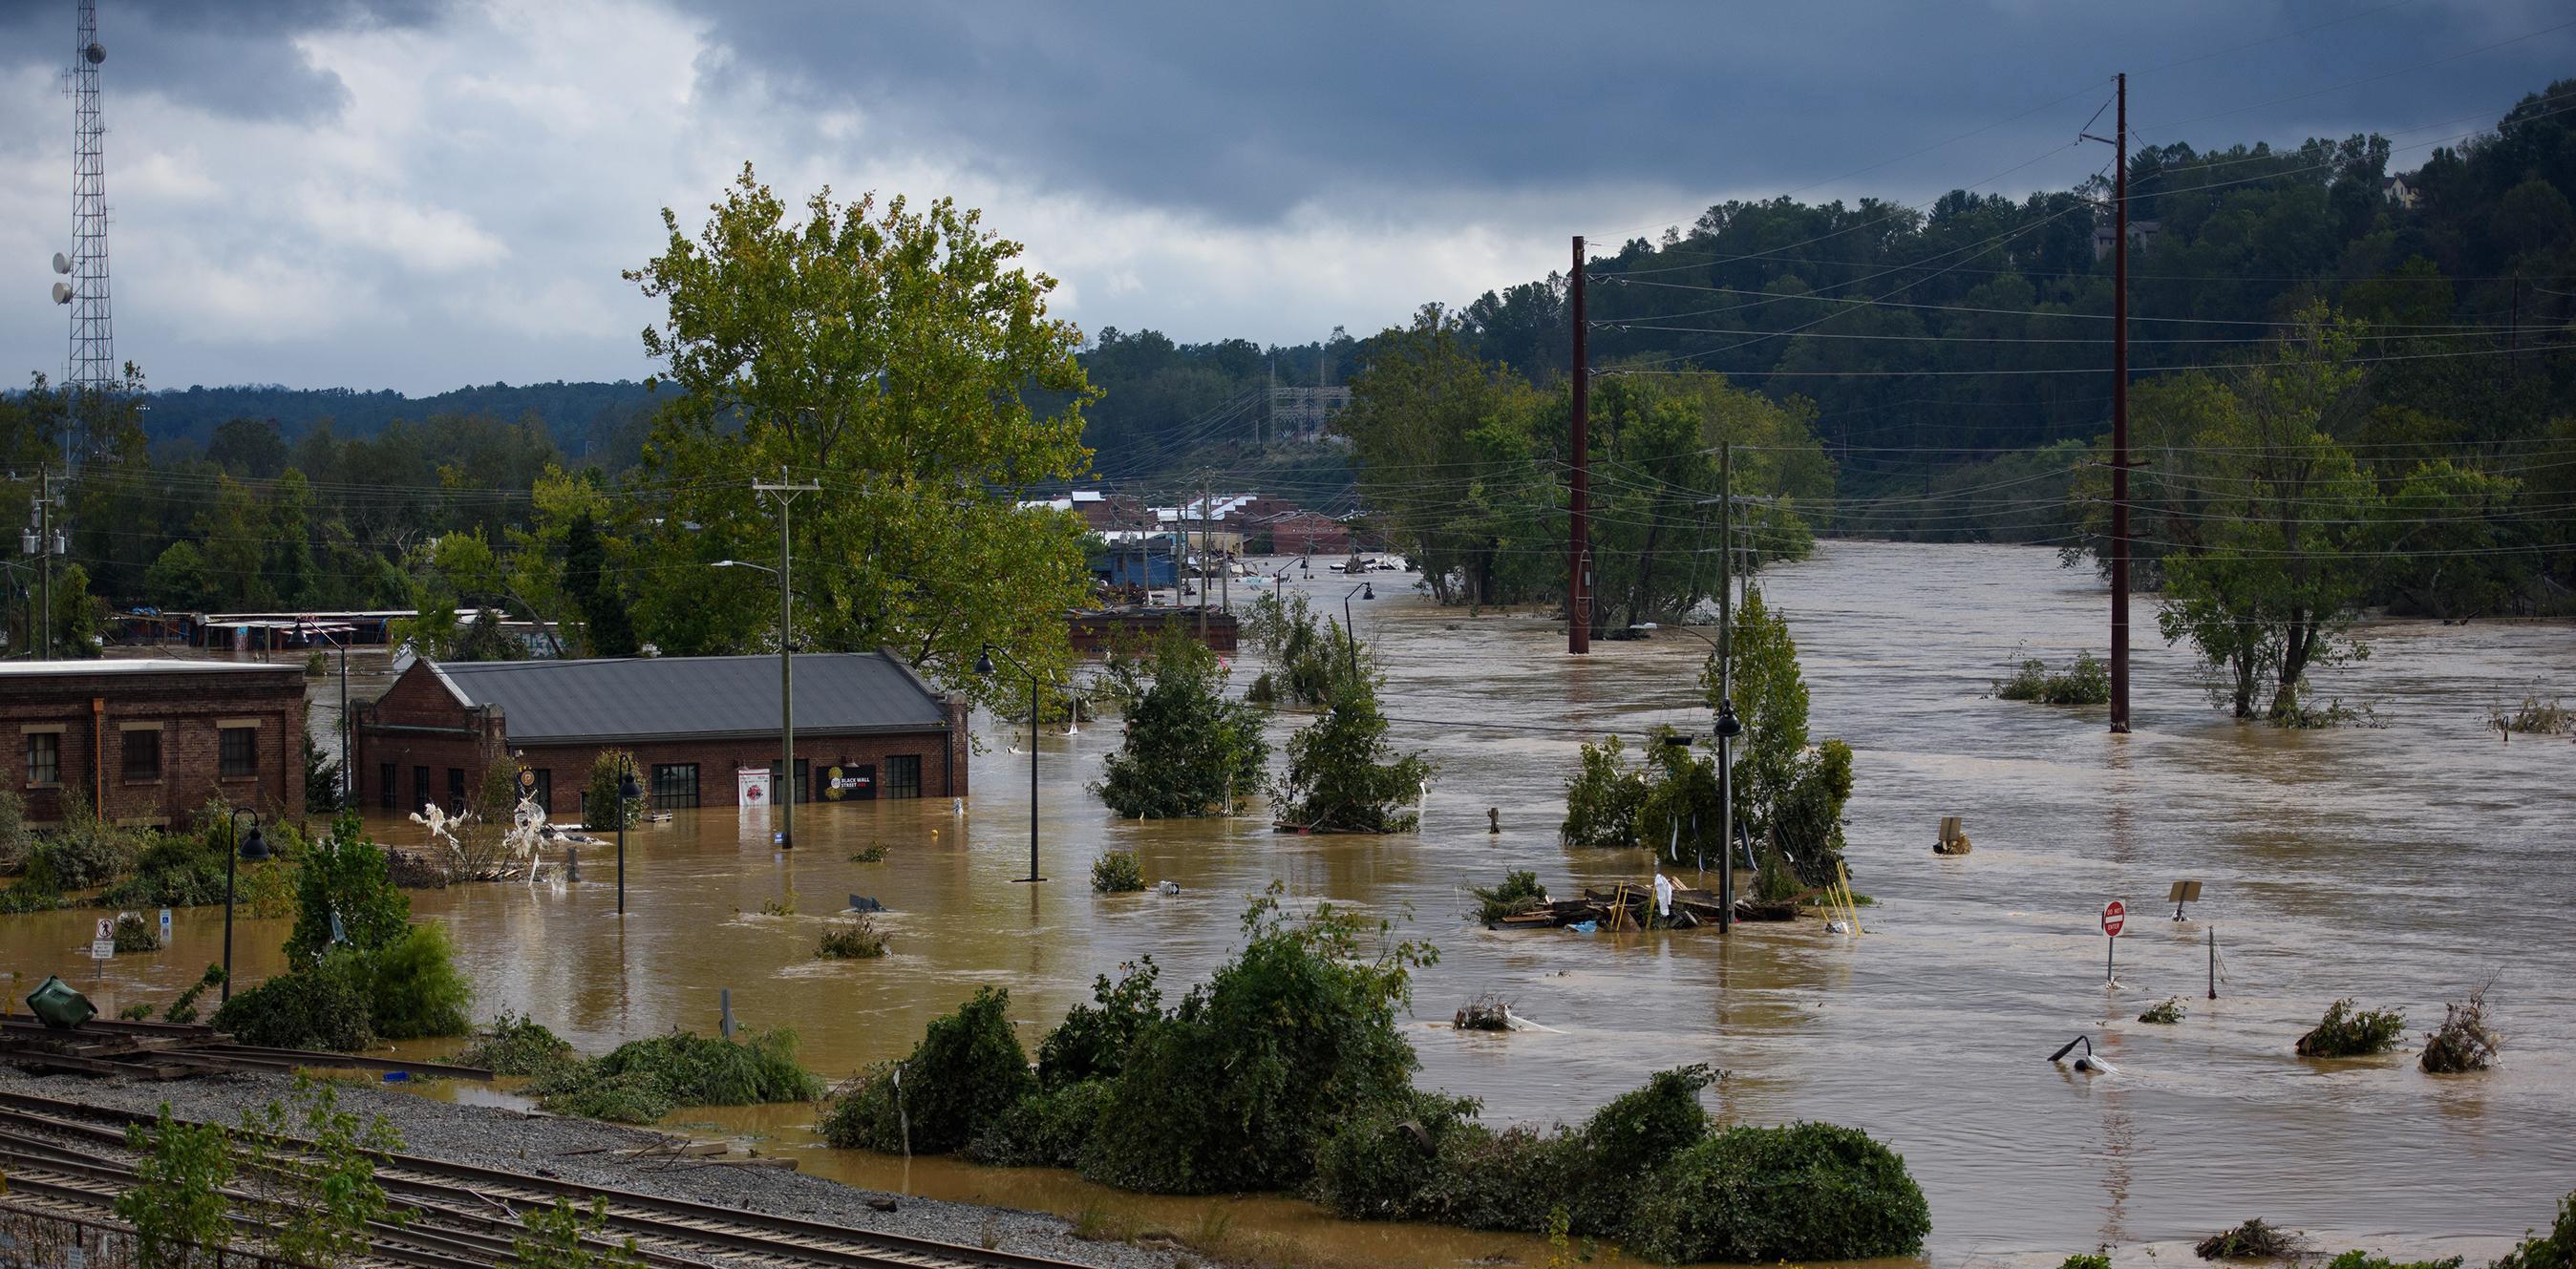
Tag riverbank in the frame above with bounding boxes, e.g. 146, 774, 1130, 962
0, 1066, 1181, 1269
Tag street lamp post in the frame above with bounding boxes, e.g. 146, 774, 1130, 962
615, 763, 641, 916
713, 557, 798, 846
975, 644, 1045, 883
1340, 582, 1373, 680
219, 809, 269, 1003
1714, 699, 1742, 933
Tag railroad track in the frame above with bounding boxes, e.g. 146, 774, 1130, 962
0, 1090, 1094, 1269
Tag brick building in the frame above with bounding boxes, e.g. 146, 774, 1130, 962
3, 660, 307, 828
352, 651, 969, 822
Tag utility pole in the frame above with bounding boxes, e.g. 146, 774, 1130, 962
1716, 443, 1733, 931
25, 464, 67, 660
1568, 235, 1590, 655
754, 467, 820, 848
2086, 74, 2133, 733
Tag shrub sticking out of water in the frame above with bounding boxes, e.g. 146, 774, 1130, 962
2419, 981, 2501, 1074
1036, 960, 1164, 1089
113, 912, 162, 953
967, 1080, 1113, 1169
816, 915, 889, 960
1453, 994, 1513, 1031
2320, 1252, 2463, 1269
2061, 1255, 2115, 1269
1090, 850, 1145, 893
848, 842, 888, 863
2493, 1190, 2576, 1269
2492, 692, 2574, 735
1625, 1121, 1932, 1263
1992, 650, 2113, 706
2139, 997, 2186, 1025
456, 1013, 578, 1078
2294, 999, 2406, 1058
757, 887, 798, 917
820, 987, 1033, 1153
2196, 1217, 2307, 1260
531, 1028, 822, 1124
1471, 870, 1546, 924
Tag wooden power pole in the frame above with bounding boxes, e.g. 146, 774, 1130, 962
1569, 235, 1590, 654
2086, 74, 2133, 733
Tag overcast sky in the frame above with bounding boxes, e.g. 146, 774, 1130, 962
1, 0, 2570, 395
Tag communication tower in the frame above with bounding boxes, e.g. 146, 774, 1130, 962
50, 0, 113, 470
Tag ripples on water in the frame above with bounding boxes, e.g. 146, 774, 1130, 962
24, 542, 2572, 1260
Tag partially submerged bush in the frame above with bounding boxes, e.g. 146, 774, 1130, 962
1094, 626, 1269, 818
2493, 1190, 2576, 1269
1560, 734, 1646, 848
1993, 650, 2112, 705
848, 842, 888, 863
1079, 890, 1433, 1194
820, 987, 1033, 1153
2295, 999, 2406, 1058
1453, 994, 1512, 1031
816, 915, 889, 959
2419, 982, 2501, 1073
1471, 870, 1545, 924
1626, 1121, 1931, 1263
212, 950, 374, 1050
2320, 1252, 2462, 1269
2493, 692, 2574, 735
113, 912, 162, 953
99, 833, 228, 908
1090, 850, 1145, 893
458, 1013, 578, 1078
1036, 960, 1164, 1089
535, 1028, 821, 1124
1309, 1089, 1483, 1221
2140, 997, 2186, 1025
1274, 676, 1432, 834
2197, 1217, 2306, 1259
367, 923, 472, 1039
968, 1080, 1113, 1169
2061, 1256, 2115, 1269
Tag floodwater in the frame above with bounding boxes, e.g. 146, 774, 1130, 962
11, 542, 2574, 1266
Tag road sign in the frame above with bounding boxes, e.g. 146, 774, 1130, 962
160, 908, 173, 941
2101, 900, 2127, 937
91, 918, 114, 960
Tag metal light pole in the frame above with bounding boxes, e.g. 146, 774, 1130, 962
1714, 699, 1742, 933
976, 645, 1045, 883
1341, 582, 1373, 681
219, 810, 268, 1003
615, 764, 640, 916
751, 469, 820, 846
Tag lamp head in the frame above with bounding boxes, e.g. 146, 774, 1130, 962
974, 648, 996, 677
1714, 699, 1742, 739
617, 772, 642, 802
1362, 582, 1374, 600
238, 820, 270, 861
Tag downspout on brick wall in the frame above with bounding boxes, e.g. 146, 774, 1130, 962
91, 697, 103, 812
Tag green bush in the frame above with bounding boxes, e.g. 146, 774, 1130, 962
2060, 1256, 2114, 1269
161, 963, 226, 1026
113, 911, 163, 953
98, 832, 229, 908
583, 751, 644, 830
507, 1197, 647, 1269
458, 1013, 578, 1078
30, 796, 145, 890
1624, 1122, 1931, 1263
1558, 734, 1645, 848
1411, 1123, 1583, 1233
1094, 627, 1270, 818
2319, 1252, 2462, 1269
2140, 997, 2186, 1025
1309, 1089, 1482, 1221
288, 814, 411, 963
2494, 1190, 2576, 1269
533, 1028, 821, 1124
815, 916, 888, 959
115, 1103, 236, 1268
1994, 650, 2113, 705
1275, 676, 1432, 834
1090, 850, 1145, 893
968, 1080, 1113, 1168
1079, 891, 1432, 1194
212, 950, 374, 1050
2295, 999, 2406, 1057
1036, 960, 1164, 1089
0, 789, 28, 873
367, 923, 472, 1039
2196, 1216, 2304, 1259
820, 987, 1033, 1153
1471, 870, 1546, 924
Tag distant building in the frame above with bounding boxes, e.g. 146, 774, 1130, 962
0, 660, 307, 828
1068, 608, 1239, 657
2381, 175, 2419, 208
1269, 385, 1351, 439
1256, 511, 1352, 556
353, 651, 969, 821
2091, 218, 2162, 261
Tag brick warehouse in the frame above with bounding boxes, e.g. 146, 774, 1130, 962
352, 651, 969, 821
3, 660, 307, 827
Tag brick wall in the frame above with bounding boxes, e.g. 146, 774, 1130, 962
3, 664, 307, 828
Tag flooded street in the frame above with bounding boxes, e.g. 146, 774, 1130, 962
16, 541, 2575, 1263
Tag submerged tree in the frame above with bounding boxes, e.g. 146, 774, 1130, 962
1276, 671, 1431, 834
1095, 627, 1269, 818
1701, 586, 1851, 887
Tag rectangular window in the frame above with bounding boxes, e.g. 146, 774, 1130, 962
767, 758, 811, 804
883, 754, 922, 800
530, 769, 552, 814
379, 763, 396, 811
650, 763, 700, 811
122, 730, 161, 782
413, 766, 431, 813
220, 727, 258, 778
447, 768, 466, 814
25, 733, 60, 787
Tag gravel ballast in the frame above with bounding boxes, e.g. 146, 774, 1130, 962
0, 1067, 1179, 1269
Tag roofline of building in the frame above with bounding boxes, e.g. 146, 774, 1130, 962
504, 720, 950, 748
0, 659, 304, 677
875, 645, 955, 704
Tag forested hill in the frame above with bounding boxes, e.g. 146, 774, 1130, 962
138, 379, 664, 467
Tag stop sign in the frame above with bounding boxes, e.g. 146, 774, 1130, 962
2101, 900, 2127, 937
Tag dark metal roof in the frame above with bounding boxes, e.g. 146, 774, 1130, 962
432, 652, 950, 745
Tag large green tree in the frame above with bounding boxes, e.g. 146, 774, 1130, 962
625, 165, 1096, 698
1095, 627, 1268, 818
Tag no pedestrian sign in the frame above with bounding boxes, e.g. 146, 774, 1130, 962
2101, 899, 2127, 938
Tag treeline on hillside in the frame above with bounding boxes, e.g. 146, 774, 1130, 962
131, 379, 661, 465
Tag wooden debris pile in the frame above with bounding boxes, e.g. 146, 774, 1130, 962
1486, 881, 1799, 931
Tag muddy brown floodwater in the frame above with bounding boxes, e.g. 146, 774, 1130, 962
12, 542, 2573, 1266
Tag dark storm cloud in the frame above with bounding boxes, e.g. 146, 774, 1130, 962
680, 0, 2576, 225
0, 0, 456, 124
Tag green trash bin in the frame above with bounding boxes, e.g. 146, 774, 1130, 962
25, 974, 96, 1029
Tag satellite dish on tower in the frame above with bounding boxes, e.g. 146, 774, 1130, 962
52, 253, 71, 274
52, 282, 74, 305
